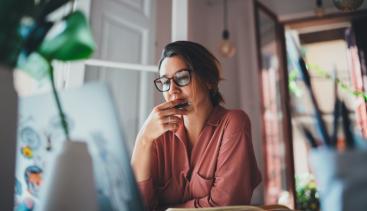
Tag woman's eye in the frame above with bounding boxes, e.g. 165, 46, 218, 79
162, 80, 170, 85
159, 78, 168, 84
176, 74, 190, 85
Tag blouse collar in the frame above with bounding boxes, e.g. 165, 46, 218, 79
205, 105, 227, 126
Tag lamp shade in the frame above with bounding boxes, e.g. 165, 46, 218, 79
36, 141, 98, 211
38, 10, 96, 61
333, 0, 364, 11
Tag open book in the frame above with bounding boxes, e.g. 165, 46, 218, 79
166, 205, 292, 211
166, 206, 262, 211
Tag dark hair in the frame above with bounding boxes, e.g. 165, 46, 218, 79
158, 41, 224, 106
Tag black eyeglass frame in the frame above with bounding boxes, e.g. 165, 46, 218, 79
153, 69, 192, 92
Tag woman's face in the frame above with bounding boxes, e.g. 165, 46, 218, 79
159, 56, 210, 112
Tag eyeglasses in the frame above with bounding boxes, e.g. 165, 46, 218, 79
154, 69, 191, 92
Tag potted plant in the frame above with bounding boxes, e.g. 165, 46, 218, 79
0, 1, 95, 210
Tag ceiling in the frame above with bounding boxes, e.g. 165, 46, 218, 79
259, 0, 367, 21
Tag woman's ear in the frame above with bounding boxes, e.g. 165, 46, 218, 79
206, 83, 213, 90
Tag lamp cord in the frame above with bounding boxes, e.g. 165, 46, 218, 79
223, 0, 228, 30
222, 0, 230, 39
316, 0, 323, 7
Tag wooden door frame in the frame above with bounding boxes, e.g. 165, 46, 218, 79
254, 0, 296, 208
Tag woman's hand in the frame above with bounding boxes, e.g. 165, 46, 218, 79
132, 99, 187, 182
137, 99, 188, 143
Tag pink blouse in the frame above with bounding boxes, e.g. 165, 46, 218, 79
137, 105, 262, 210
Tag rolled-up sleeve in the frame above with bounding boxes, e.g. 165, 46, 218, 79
136, 142, 159, 210
137, 177, 157, 209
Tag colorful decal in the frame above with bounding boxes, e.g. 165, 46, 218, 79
20, 126, 41, 150
15, 84, 137, 211
15, 197, 34, 211
24, 165, 43, 197
21, 146, 33, 159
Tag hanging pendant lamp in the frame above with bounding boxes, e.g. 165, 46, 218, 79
315, 0, 325, 16
219, 0, 236, 58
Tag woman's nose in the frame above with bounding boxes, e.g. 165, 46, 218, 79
169, 79, 180, 94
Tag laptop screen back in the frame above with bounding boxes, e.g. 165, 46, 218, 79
15, 82, 143, 211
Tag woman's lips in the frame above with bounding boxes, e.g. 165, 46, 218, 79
174, 101, 189, 109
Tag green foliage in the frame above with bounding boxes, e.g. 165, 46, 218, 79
39, 11, 95, 61
0, 0, 32, 67
0, 0, 69, 67
288, 63, 367, 101
1, 0, 95, 141
288, 69, 303, 97
308, 63, 367, 101
296, 174, 320, 211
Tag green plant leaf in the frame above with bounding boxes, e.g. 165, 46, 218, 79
38, 10, 96, 61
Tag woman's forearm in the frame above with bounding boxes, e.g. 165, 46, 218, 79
131, 135, 154, 182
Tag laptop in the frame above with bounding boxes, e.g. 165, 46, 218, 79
14, 82, 144, 211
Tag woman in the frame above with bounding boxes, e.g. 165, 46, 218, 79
131, 41, 261, 210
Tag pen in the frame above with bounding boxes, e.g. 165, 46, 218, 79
331, 98, 341, 148
341, 102, 354, 149
298, 57, 331, 146
301, 126, 319, 148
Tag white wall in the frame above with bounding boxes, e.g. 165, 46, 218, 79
154, 0, 172, 105
188, 0, 264, 204
155, 0, 172, 63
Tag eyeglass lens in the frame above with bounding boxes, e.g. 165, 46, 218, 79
155, 69, 191, 92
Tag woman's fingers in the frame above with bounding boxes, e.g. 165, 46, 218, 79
161, 115, 181, 124
163, 122, 179, 131
156, 99, 186, 110
159, 107, 187, 117
139, 100, 185, 141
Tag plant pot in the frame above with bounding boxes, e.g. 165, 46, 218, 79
36, 141, 98, 211
310, 148, 367, 211
0, 66, 17, 211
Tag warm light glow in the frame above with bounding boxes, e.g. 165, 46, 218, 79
314, 7, 325, 17
315, 0, 325, 16
219, 39, 236, 58
219, 0, 235, 58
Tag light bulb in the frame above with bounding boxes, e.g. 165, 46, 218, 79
219, 39, 236, 58
314, 6, 325, 16
315, 0, 325, 16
